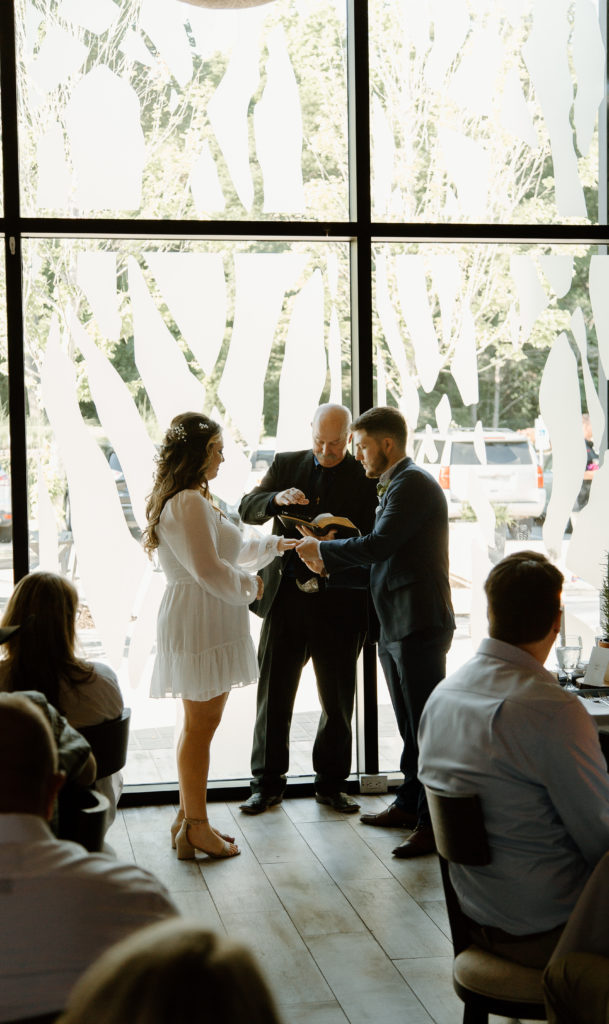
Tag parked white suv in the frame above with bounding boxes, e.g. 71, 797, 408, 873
412, 429, 545, 535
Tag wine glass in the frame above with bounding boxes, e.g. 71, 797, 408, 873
556, 635, 583, 688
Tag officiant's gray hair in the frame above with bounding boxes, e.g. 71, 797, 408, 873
312, 404, 351, 434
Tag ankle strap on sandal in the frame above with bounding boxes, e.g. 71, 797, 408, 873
183, 816, 208, 825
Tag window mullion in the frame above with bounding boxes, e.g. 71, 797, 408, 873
1, 0, 29, 581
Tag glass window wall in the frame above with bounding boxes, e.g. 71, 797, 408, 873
1, 0, 607, 793
0, 257, 9, 563
372, 241, 609, 772
21, 236, 351, 784
16, 0, 348, 221
369, 0, 604, 224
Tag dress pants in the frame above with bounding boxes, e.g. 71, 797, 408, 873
468, 919, 564, 970
378, 626, 453, 823
250, 580, 365, 797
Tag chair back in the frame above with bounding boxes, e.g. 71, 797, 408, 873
426, 787, 491, 866
57, 786, 110, 853
424, 785, 546, 1021
425, 787, 490, 956
79, 707, 131, 779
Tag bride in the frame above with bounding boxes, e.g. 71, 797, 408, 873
143, 412, 295, 859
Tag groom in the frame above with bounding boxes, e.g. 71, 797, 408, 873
296, 406, 454, 857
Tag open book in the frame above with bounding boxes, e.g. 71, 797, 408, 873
278, 510, 360, 538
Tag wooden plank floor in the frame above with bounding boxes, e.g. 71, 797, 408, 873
107, 796, 543, 1024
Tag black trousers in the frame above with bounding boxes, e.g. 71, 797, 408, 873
378, 627, 453, 823
250, 580, 366, 796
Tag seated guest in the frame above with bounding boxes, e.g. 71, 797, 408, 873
0, 693, 176, 1024
0, 625, 96, 819
0, 571, 123, 820
418, 551, 609, 968
544, 952, 609, 1023
58, 919, 284, 1024
24, 687, 96, 788
543, 850, 609, 1023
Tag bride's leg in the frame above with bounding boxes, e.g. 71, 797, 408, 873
178, 694, 238, 856
179, 695, 234, 843
170, 725, 185, 847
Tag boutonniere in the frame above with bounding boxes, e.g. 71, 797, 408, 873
377, 480, 390, 498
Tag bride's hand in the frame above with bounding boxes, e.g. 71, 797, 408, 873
278, 537, 298, 552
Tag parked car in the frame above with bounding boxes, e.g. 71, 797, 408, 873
412, 429, 546, 537
64, 445, 139, 538
245, 444, 275, 491
0, 468, 12, 541
250, 448, 274, 474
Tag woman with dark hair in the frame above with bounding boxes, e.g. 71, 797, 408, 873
143, 412, 294, 860
0, 571, 123, 817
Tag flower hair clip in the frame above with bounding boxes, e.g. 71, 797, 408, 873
167, 423, 188, 443
166, 421, 211, 445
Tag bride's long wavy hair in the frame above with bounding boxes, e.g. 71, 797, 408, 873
143, 412, 221, 557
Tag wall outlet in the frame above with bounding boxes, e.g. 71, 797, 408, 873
360, 774, 388, 794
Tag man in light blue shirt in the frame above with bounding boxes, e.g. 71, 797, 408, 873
419, 550, 609, 968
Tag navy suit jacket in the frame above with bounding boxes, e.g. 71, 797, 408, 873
238, 449, 378, 619
321, 458, 455, 643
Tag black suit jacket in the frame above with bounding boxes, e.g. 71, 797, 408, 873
238, 449, 378, 619
321, 458, 455, 643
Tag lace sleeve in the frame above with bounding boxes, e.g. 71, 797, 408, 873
237, 529, 281, 571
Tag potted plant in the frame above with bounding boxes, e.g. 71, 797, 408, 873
457, 503, 515, 563
494, 504, 517, 533
599, 551, 609, 648
489, 505, 516, 563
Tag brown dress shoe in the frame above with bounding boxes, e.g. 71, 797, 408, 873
392, 824, 436, 858
360, 803, 418, 828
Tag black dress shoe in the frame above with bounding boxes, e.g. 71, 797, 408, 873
392, 824, 436, 858
360, 803, 418, 829
239, 793, 283, 815
315, 792, 361, 813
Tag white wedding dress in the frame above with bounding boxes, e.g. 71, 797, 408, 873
150, 489, 281, 701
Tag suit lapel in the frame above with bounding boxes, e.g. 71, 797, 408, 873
376, 459, 411, 515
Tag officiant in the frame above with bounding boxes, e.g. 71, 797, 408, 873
238, 403, 378, 815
